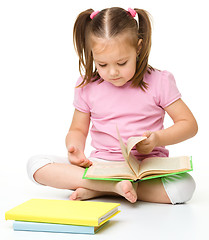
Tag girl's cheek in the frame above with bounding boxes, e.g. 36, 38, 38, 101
98, 69, 106, 78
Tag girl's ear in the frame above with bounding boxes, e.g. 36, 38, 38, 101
137, 39, 142, 55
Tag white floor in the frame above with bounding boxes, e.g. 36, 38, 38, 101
1, 163, 208, 240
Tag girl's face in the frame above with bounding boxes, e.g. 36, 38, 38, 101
91, 34, 140, 87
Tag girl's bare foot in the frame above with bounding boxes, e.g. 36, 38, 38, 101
69, 188, 104, 201
115, 180, 137, 203
69, 180, 137, 203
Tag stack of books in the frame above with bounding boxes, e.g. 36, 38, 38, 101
5, 198, 120, 234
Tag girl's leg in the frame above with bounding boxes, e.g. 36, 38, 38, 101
69, 188, 118, 201
161, 173, 196, 204
71, 173, 196, 204
27, 156, 195, 204
137, 178, 171, 203
27, 155, 137, 203
136, 173, 196, 204
70, 179, 169, 202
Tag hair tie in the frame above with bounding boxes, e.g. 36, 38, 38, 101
128, 8, 136, 18
90, 10, 100, 20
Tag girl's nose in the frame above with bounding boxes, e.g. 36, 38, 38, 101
109, 66, 119, 77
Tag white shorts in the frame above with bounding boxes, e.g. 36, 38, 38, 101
27, 155, 196, 204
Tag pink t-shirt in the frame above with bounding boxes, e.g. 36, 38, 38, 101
73, 70, 181, 161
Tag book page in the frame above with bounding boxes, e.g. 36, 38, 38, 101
85, 161, 135, 179
126, 152, 141, 177
126, 136, 147, 156
138, 156, 191, 179
116, 127, 128, 160
116, 127, 146, 177
116, 127, 138, 176
126, 136, 147, 176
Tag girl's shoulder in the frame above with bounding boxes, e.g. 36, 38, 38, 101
145, 69, 175, 84
75, 76, 103, 88
144, 69, 177, 91
75, 76, 86, 87
145, 69, 181, 108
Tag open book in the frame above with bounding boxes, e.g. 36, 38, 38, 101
83, 128, 193, 182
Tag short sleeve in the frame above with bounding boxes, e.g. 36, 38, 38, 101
157, 71, 182, 108
73, 77, 90, 113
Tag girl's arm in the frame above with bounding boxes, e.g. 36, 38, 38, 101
136, 99, 198, 154
65, 109, 91, 167
156, 98, 198, 146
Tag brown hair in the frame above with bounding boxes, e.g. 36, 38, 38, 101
73, 7, 153, 90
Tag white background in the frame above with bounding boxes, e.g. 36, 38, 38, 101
0, 0, 208, 239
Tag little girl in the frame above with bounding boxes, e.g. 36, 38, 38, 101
27, 7, 198, 204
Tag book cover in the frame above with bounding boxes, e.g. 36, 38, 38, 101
5, 199, 120, 227
13, 220, 108, 234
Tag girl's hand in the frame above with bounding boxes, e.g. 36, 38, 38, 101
136, 131, 159, 155
68, 146, 92, 168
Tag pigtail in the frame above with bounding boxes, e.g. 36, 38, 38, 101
132, 9, 153, 90
73, 9, 95, 87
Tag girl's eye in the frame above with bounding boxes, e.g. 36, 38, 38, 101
98, 61, 127, 67
99, 64, 107, 67
118, 61, 127, 66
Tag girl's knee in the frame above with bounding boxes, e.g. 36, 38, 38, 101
27, 155, 54, 184
162, 173, 196, 204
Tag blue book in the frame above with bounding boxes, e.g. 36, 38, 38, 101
13, 220, 108, 234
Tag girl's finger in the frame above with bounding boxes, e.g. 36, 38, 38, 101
143, 131, 152, 138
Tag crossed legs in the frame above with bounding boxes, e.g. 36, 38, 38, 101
29, 155, 195, 204
33, 162, 170, 204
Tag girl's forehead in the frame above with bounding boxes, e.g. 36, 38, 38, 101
91, 34, 136, 55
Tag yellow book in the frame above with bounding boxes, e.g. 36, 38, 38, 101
5, 199, 120, 227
